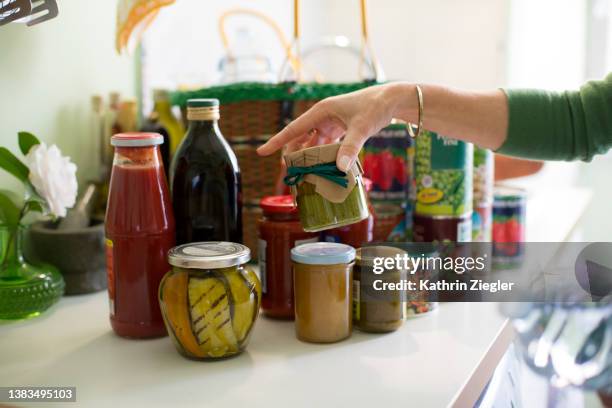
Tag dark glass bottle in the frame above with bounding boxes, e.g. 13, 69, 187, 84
141, 111, 171, 177
170, 99, 243, 244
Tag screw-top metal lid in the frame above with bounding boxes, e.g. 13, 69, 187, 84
111, 132, 164, 147
168, 242, 250, 269
187, 99, 220, 107
291, 242, 355, 266
187, 99, 220, 121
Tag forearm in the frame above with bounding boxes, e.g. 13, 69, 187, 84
384, 82, 508, 150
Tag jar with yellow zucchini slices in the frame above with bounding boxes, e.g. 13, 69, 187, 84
160, 242, 261, 360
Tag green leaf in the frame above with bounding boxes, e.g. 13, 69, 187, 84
0, 190, 21, 226
0, 147, 29, 183
24, 200, 45, 214
18, 132, 41, 155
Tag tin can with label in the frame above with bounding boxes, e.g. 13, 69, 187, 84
472, 202, 493, 242
473, 147, 494, 204
415, 131, 473, 217
373, 203, 407, 242
362, 124, 413, 204
412, 213, 472, 243
492, 186, 526, 269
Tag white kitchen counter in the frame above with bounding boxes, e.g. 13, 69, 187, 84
0, 188, 592, 408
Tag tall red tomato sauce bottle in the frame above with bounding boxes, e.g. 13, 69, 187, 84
105, 133, 176, 338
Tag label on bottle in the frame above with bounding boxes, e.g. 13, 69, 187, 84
258, 239, 267, 294
105, 238, 115, 316
353, 279, 360, 321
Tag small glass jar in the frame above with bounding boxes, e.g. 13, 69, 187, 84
258, 195, 318, 319
405, 244, 439, 318
291, 243, 355, 343
320, 178, 375, 248
296, 178, 369, 232
160, 242, 261, 360
285, 144, 369, 233
354, 246, 406, 333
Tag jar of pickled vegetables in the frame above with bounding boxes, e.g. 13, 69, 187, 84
354, 246, 406, 333
292, 242, 355, 343
284, 144, 369, 232
258, 195, 318, 319
160, 242, 261, 360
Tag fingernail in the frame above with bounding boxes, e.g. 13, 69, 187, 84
338, 155, 353, 172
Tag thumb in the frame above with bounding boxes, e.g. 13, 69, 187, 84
336, 124, 368, 172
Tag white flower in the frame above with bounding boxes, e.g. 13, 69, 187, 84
25, 143, 78, 218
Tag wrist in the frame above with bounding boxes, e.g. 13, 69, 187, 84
383, 82, 419, 122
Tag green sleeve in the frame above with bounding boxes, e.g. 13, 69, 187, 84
498, 73, 612, 161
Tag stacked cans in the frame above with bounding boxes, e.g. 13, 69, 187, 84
362, 124, 415, 241
413, 131, 473, 242
472, 147, 495, 242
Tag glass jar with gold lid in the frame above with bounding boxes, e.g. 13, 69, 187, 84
159, 242, 261, 360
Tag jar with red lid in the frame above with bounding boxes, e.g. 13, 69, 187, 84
258, 196, 318, 319
320, 178, 374, 248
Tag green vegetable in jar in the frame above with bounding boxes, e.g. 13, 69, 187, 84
296, 180, 369, 232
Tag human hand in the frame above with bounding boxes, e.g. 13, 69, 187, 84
257, 84, 411, 171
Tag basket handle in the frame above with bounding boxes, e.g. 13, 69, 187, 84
218, 8, 300, 74
284, 0, 383, 82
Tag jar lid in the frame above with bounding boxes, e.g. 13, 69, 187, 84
494, 185, 527, 201
168, 242, 250, 269
111, 132, 164, 147
291, 242, 355, 265
260, 195, 297, 214
187, 99, 220, 108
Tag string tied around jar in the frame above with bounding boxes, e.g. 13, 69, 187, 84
283, 162, 348, 188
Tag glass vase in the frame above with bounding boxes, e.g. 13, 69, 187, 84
0, 224, 65, 320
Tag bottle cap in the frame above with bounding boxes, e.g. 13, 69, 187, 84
168, 242, 251, 269
260, 195, 298, 215
291, 242, 355, 265
187, 99, 221, 121
111, 132, 164, 147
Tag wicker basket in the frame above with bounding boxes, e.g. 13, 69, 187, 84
242, 204, 263, 262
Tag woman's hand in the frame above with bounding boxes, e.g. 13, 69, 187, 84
257, 84, 413, 171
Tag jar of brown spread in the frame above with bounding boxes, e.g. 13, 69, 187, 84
354, 246, 407, 333
291, 243, 355, 343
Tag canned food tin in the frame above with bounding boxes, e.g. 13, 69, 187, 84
415, 131, 473, 216
373, 203, 407, 242
492, 186, 526, 268
413, 213, 472, 243
362, 124, 413, 204
473, 147, 494, 204
472, 202, 493, 242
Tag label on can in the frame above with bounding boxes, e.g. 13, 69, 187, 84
472, 203, 493, 242
363, 124, 413, 204
105, 238, 115, 316
373, 204, 407, 242
415, 131, 473, 216
474, 147, 494, 204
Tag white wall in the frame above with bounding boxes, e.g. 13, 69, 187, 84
0, 1, 136, 191
508, 0, 588, 89
141, 0, 509, 94
321, 0, 509, 88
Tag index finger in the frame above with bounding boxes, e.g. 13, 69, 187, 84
257, 105, 327, 156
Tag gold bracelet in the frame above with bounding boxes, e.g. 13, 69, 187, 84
407, 85, 424, 138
